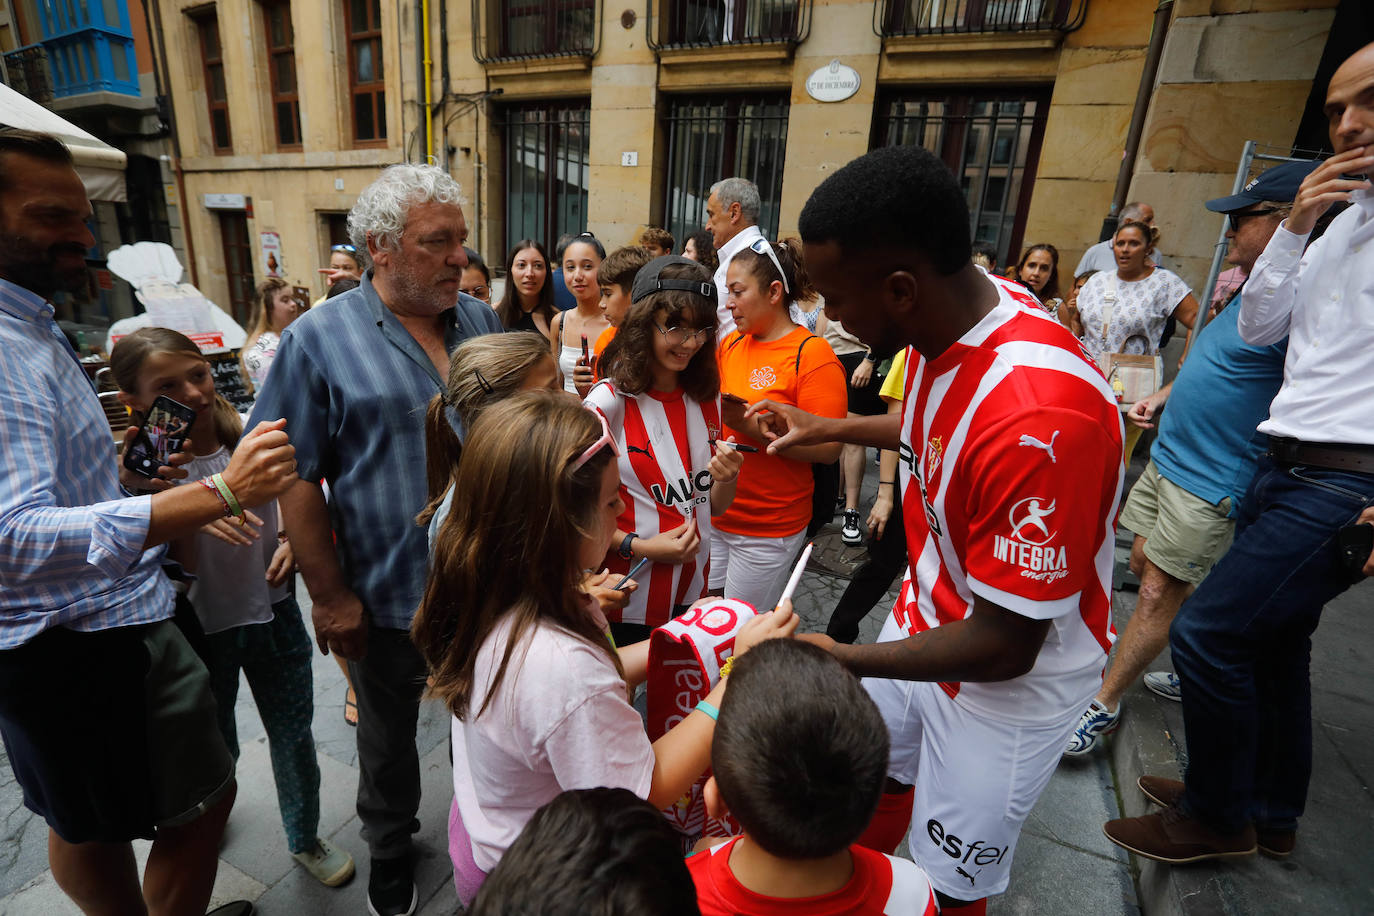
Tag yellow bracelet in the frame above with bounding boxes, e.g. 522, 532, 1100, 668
210, 473, 245, 521
719, 655, 735, 679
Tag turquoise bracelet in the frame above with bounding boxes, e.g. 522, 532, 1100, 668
695, 700, 719, 721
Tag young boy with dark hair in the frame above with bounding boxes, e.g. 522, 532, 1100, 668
688, 640, 938, 915
468, 787, 700, 916
640, 227, 675, 258
594, 245, 654, 360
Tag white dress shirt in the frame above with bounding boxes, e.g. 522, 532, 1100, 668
1239, 189, 1374, 446
713, 223, 764, 340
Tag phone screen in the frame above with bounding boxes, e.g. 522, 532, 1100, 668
123, 396, 197, 478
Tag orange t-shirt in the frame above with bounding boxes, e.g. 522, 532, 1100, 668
592, 325, 618, 382
714, 326, 847, 538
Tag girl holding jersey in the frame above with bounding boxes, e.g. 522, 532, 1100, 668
585, 256, 745, 644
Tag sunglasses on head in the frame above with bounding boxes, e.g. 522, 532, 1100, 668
749, 238, 790, 294
331, 243, 358, 254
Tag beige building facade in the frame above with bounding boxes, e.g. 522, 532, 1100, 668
149, 0, 1352, 317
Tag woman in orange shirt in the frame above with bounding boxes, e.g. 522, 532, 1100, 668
711, 238, 847, 610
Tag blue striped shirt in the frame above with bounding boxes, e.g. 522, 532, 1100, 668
248, 272, 502, 629
0, 278, 172, 649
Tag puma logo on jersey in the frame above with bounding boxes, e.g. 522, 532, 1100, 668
1017, 430, 1059, 463
627, 444, 653, 458
956, 866, 982, 887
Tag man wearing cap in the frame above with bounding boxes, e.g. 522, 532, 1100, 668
1063, 159, 1319, 758
1105, 42, 1374, 864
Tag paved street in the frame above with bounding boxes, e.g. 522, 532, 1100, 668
1, 457, 1369, 914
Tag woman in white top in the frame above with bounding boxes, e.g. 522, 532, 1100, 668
110, 328, 354, 888
550, 232, 610, 397
241, 277, 303, 394
1073, 220, 1200, 460
412, 391, 795, 906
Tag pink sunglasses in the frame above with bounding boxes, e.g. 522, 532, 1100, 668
573, 407, 620, 469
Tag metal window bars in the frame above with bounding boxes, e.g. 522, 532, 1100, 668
499, 102, 592, 256
645, 0, 812, 51
471, 0, 601, 62
873, 0, 1086, 38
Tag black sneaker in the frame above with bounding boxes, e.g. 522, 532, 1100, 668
841, 509, 863, 546
367, 855, 417, 916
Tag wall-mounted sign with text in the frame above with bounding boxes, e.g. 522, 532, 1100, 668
804, 59, 861, 103
203, 193, 250, 211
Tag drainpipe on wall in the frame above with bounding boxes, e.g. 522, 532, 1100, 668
143, 0, 198, 286
1100, 0, 1175, 242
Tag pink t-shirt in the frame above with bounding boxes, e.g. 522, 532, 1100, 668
450, 609, 656, 872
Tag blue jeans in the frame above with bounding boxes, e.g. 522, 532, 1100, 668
1169, 456, 1373, 832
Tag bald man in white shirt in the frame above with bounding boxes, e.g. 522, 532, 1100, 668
1105, 41, 1374, 866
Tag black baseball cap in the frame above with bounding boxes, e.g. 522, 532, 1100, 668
1205, 159, 1320, 212
630, 255, 716, 304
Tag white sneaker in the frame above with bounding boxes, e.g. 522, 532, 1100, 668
1144, 671, 1182, 702
292, 837, 355, 887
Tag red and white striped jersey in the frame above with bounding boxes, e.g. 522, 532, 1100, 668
585, 380, 723, 627
689, 839, 939, 916
887, 273, 1124, 725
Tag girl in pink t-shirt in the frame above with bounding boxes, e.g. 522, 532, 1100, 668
411, 391, 796, 905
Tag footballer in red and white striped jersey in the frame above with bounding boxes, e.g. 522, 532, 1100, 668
585, 379, 722, 627
688, 838, 939, 916
888, 271, 1124, 724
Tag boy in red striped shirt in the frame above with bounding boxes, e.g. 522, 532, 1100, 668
687, 640, 938, 916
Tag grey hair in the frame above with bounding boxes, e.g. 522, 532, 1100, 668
710, 177, 761, 224
348, 163, 466, 253
1118, 201, 1151, 224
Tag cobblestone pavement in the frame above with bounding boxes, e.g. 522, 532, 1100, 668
0, 458, 1137, 915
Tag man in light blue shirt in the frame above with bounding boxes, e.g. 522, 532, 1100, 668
0, 129, 297, 916
1065, 160, 1316, 760
248, 163, 501, 916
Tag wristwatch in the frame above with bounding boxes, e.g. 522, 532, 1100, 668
862, 350, 876, 362
618, 533, 637, 560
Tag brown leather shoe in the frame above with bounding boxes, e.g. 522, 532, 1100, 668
1135, 777, 1297, 857
1104, 805, 1257, 863
1257, 826, 1297, 858
1138, 775, 1184, 808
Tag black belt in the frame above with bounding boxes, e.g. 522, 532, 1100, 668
1268, 437, 1374, 474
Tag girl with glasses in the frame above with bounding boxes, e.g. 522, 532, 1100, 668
585, 257, 745, 645
412, 391, 796, 906
713, 239, 847, 611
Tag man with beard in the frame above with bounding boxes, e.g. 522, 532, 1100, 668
0, 128, 297, 915
742, 145, 1123, 915
248, 163, 501, 916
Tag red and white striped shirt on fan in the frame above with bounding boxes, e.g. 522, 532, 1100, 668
887, 271, 1124, 726
584, 380, 723, 628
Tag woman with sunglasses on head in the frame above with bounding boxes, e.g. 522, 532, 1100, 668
412, 391, 797, 906
312, 243, 364, 307
585, 257, 745, 645
1075, 220, 1199, 461
712, 239, 847, 611
495, 240, 555, 336
550, 232, 611, 397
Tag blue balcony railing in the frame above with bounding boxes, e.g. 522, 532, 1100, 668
31, 0, 141, 100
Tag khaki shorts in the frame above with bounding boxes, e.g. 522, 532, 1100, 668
1120, 461, 1234, 586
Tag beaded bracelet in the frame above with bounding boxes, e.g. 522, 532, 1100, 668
718, 656, 736, 679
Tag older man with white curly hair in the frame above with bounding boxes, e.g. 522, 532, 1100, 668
248, 163, 501, 916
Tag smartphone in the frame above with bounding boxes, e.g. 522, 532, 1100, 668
580, 334, 590, 365
122, 395, 197, 479
720, 391, 747, 406
1337, 522, 1374, 576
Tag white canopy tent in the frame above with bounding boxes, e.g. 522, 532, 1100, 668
0, 82, 127, 202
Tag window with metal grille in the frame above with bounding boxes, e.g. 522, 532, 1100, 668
876, 0, 1086, 37
192, 9, 232, 153
662, 94, 789, 247
218, 211, 256, 325
501, 0, 595, 57
263, 0, 302, 149
344, 0, 386, 144
873, 90, 1049, 267
500, 101, 590, 257
653, 0, 810, 49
